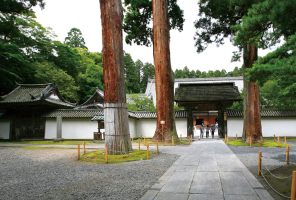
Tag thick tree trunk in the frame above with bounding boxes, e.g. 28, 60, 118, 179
242, 43, 263, 143
100, 0, 132, 154
151, 0, 178, 143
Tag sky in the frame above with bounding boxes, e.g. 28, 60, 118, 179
34, 0, 273, 73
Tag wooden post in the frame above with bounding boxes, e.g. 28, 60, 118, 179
191, 135, 192, 141
138, 139, 140, 150
105, 147, 108, 163
180, 134, 182, 140
147, 144, 149, 160
274, 134, 275, 142
132, 135, 133, 143
225, 134, 226, 142
144, 136, 146, 146
258, 152, 262, 176
278, 137, 280, 147
188, 137, 190, 145
285, 136, 287, 144
172, 136, 174, 146
141, 134, 142, 142
291, 171, 296, 200
287, 146, 290, 165
78, 144, 80, 160
83, 142, 85, 154
157, 140, 159, 153
236, 134, 237, 140
250, 137, 252, 147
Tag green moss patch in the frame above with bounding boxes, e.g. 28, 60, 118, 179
227, 140, 288, 147
79, 149, 156, 164
8, 140, 93, 145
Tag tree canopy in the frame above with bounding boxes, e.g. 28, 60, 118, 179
64, 28, 87, 49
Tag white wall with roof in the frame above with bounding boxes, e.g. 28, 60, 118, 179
0, 120, 10, 139
146, 77, 244, 106
227, 118, 296, 137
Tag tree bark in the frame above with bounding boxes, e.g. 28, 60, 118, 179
242, 43, 263, 143
151, 0, 178, 143
100, 0, 132, 154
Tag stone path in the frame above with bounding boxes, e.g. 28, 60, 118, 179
141, 139, 273, 200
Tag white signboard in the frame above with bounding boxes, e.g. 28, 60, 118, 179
160, 120, 165, 125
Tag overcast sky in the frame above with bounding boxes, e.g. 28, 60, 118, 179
34, 0, 272, 73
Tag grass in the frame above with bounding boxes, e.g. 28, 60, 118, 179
3, 140, 94, 145
79, 149, 156, 164
227, 139, 288, 147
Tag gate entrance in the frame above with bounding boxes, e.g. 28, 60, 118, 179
174, 82, 242, 138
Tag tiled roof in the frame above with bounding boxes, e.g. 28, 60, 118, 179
174, 83, 242, 102
0, 84, 75, 108
227, 109, 296, 118
76, 89, 104, 109
128, 110, 188, 119
43, 109, 104, 118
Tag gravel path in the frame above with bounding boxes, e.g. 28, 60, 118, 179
229, 142, 296, 200
0, 148, 179, 200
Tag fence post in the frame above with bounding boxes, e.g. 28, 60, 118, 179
236, 134, 237, 140
191, 135, 193, 141
147, 144, 149, 160
132, 135, 133, 143
83, 142, 85, 154
285, 136, 287, 144
188, 136, 190, 145
172, 136, 174, 146
141, 134, 142, 142
144, 136, 146, 146
105, 147, 108, 163
180, 134, 182, 140
274, 134, 275, 142
225, 134, 226, 142
291, 171, 296, 199
278, 137, 280, 147
287, 146, 290, 165
157, 140, 159, 153
78, 144, 80, 160
138, 139, 140, 150
258, 152, 262, 176
250, 137, 252, 147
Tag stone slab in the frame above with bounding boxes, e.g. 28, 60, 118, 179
190, 172, 223, 194
159, 171, 194, 193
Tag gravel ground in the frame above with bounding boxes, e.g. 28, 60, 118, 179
229, 141, 296, 200
0, 148, 179, 200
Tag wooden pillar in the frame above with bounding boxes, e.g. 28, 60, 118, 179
218, 106, 226, 138
187, 107, 193, 138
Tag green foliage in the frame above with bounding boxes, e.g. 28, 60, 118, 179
64, 28, 87, 49
140, 62, 154, 92
34, 62, 80, 102
123, 0, 184, 46
0, 42, 34, 95
127, 94, 156, 111
124, 52, 141, 93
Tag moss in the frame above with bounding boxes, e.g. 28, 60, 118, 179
227, 140, 288, 147
79, 149, 156, 164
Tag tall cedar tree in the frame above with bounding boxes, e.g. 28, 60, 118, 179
123, 0, 184, 142
195, 0, 263, 143
99, 0, 132, 154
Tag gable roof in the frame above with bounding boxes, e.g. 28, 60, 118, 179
174, 82, 242, 103
75, 89, 104, 109
0, 83, 75, 108
227, 109, 296, 118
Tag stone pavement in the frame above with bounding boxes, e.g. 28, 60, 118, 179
141, 139, 273, 200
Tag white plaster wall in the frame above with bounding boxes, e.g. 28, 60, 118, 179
129, 118, 137, 138
0, 120, 10, 139
44, 118, 56, 139
136, 119, 157, 138
45, 118, 98, 139
176, 118, 187, 138
227, 118, 244, 137
227, 118, 296, 137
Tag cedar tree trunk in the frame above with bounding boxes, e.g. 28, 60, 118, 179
100, 0, 132, 154
242, 43, 263, 143
151, 0, 178, 143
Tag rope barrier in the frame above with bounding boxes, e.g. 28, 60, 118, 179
263, 165, 293, 179
260, 170, 290, 199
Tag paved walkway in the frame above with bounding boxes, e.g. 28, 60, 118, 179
141, 139, 273, 200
